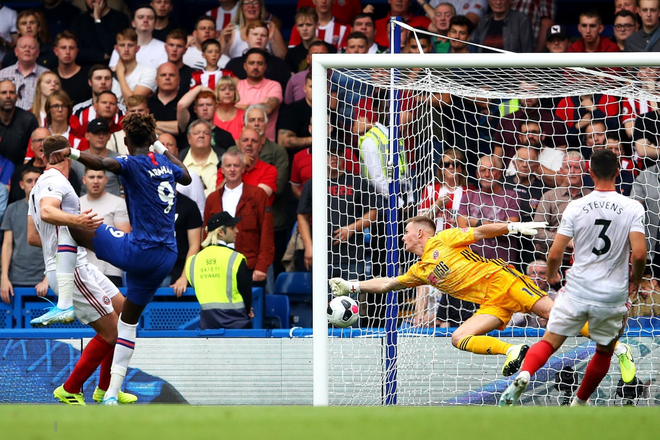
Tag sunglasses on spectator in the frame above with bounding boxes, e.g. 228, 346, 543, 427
443, 161, 456, 168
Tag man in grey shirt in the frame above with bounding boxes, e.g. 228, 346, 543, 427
624, 0, 660, 51
0, 166, 47, 303
533, 152, 591, 261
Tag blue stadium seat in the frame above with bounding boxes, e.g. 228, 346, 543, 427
0, 302, 13, 329
265, 294, 290, 329
274, 272, 312, 327
274, 272, 312, 296
141, 302, 201, 330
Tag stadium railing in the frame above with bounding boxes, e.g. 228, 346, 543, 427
3, 287, 659, 338
5, 286, 264, 331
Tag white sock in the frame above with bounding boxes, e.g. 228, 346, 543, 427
56, 227, 77, 309
105, 315, 138, 400
613, 343, 625, 356
571, 397, 588, 406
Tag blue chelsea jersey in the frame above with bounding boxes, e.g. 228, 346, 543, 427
115, 153, 184, 250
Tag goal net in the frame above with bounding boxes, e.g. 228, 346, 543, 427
310, 48, 660, 407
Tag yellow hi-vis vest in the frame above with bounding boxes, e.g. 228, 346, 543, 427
498, 98, 520, 117
358, 123, 407, 184
185, 245, 247, 314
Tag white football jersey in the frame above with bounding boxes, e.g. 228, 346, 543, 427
29, 168, 88, 272
558, 190, 645, 305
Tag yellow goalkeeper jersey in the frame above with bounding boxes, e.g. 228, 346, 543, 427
396, 227, 514, 304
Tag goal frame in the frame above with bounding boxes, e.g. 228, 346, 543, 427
311, 51, 660, 406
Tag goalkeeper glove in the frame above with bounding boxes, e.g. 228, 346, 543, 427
507, 221, 548, 236
329, 278, 360, 296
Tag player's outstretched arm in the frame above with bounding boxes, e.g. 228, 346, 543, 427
50, 147, 121, 174
329, 277, 405, 296
472, 221, 548, 241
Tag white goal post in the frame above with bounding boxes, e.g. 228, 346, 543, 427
311, 52, 660, 407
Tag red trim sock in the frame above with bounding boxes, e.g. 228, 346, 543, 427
64, 334, 113, 394
98, 349, 114, 391
576, 349, 613, 401
521, 340, 556, 376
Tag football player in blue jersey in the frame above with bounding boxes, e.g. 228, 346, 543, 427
48, 113, 192, 405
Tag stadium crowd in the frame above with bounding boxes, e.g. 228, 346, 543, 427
1, 0, 660, 330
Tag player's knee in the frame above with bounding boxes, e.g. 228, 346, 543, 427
99, 330, 117, 345
94, 315, 118, 344
531, 296, 553, 319
451, 332, 467, 348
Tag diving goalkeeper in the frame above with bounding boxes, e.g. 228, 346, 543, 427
330, 216, 635, 380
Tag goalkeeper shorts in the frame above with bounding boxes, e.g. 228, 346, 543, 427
476, 267, 547, 329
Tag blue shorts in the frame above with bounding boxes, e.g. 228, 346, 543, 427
93, 224, 177, 306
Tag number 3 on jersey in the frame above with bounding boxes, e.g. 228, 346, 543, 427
157, 181, 175, 213
592, 218, 611, 256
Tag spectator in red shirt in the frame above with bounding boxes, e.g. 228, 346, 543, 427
373, 0, 431, 48
555, 93, 620, 145
568, 9, 620, 53
288, 0, 351, 50
217, 127, 277, 205
622, 66, 660, 140
290, 140, 312, 200
45, 90, 88, 152
297, 0, 363, 26
205, 149, 274, 285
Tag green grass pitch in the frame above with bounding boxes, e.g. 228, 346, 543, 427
0, 405, 657, 440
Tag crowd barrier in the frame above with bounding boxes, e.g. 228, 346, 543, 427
1, 272, 315, 333
1, 287, 265, 330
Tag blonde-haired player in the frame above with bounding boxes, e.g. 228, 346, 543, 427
331, 214, 637, 379
331, 217, 551, 376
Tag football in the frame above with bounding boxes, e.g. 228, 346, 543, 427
327, 296, 359, 327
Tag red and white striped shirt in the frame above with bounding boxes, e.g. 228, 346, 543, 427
190, 68, 234, 91
206, 3, 238, 30
70, 105, 124, 137
621, 96, 655, 124
288, 18, 350, 50
417, 184, 465, 233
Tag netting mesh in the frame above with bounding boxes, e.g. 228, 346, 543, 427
321, 51, 660, 406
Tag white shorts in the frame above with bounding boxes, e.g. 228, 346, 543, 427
547, 291, 628, 346
47, 265, 119, 325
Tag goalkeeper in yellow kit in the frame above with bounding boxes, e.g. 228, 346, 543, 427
330, 215, 636, 379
